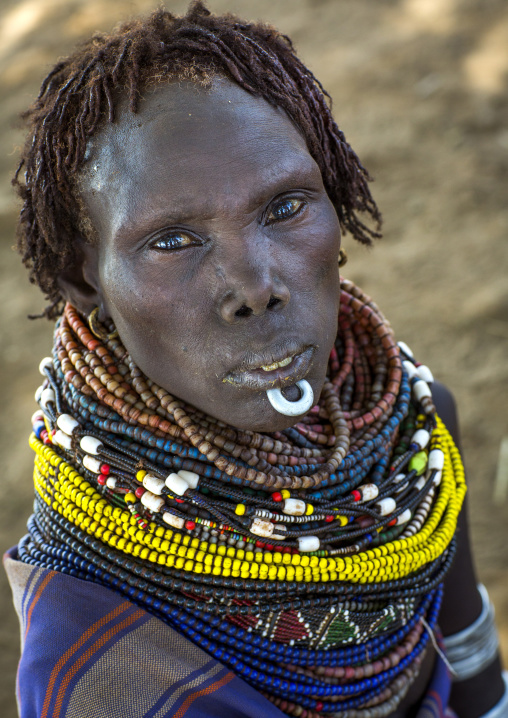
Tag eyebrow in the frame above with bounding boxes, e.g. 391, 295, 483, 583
114, 153, 321, 241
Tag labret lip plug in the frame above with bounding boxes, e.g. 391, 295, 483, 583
266, 380, 314, 417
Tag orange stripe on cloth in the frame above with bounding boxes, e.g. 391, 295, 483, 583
41, 601, 133, 718
172, 670, 236, 718
51, 607, 146, 718
24, 572, 56, 642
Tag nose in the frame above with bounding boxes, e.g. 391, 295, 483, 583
217, 244, 290, 324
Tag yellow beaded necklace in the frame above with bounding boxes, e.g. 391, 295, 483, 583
32, 414, 465, 586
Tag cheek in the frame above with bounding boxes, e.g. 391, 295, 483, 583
100, 250, 178, 328
289, 208, 341, 294
97, 260, 171, 375
97, 250, 216, 395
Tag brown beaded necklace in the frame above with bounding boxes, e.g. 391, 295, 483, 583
57, 279, 404, 492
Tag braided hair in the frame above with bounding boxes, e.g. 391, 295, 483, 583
13, 1, 382, 319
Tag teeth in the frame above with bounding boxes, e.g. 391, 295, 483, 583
260, 356, 293, 372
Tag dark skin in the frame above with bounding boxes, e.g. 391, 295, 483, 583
59, 79, 504, 716
66, 80, 341, 433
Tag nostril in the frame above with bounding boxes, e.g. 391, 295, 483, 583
235, 305, 253, 318
267, 296, 281, 310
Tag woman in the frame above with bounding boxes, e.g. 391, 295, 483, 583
4, 4, 507, 717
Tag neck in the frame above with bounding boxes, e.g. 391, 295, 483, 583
24, 277, 466, 717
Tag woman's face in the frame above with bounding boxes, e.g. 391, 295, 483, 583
77, 79, 341, 431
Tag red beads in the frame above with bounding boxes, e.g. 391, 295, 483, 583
185, 520, 196, 531
100, 463, 110, 475
97, 474, 107, 485
40, 429, 51, 445
272, 492, 283, 502
135, 487, 145, 498
351, 490, 361, 502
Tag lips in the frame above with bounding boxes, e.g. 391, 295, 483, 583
224, 344, 316, 391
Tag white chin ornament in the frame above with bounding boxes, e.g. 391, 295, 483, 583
266, 380, 314, 417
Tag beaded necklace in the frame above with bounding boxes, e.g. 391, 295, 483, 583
21, 279, 466, 717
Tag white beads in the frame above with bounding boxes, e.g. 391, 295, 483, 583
272, 524, 288, 540
393, 473, 408, 493
80, 436, 103, 455
57, 414, 79, 436
283, 498, 306, 516
415, 476, 426, 491
433, 470, 443, 486
413, 381, 432, 402
254, 509, 272, 519
250, 518, 274, 538
40, 388, 55, 410
417, 364, 434, 383
53, 430, 72, 450
177, 470, 200, 489
298, 536, 320, 552
403, 359, 434, 384
402, 360, 418, 380
31, 410, 44, 424
143, 474, 165, 495
140, 490, 165, 513
163, 512, 185, 529
398, 341, 414, 358
34, 386, 44, 404
395, 481, 409, 494
357, 484, 379, 501
38, 357, 53, 375
106, 477, 117, 489
428, 449, 445, 471
411, 429, 430, 450
83, 455, 101, 473
396, 509, 412, 525
165, 472, 189, 496
376, 497, 396, 516
165, 470, 200, 496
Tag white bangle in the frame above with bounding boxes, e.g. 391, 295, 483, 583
443, 584, 499, 681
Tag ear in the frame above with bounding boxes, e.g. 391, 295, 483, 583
57, 239, 104, 318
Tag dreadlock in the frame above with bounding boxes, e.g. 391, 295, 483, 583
14, 1, 382, 319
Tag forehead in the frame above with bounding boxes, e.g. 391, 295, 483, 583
93, 78, 306, 147
79, 79, 317, 239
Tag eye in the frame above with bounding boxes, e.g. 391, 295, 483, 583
151, 230, 198, 251
266, 197, 305, 223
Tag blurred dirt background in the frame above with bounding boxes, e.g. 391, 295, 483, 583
0, 0, 507, 715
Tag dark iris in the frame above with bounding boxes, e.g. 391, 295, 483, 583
268, 197, 303, 222
153, 231, 194, 250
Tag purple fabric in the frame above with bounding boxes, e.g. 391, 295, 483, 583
4, 546, 285, 718
5, 545, 455, 717
416, 636, 455, 718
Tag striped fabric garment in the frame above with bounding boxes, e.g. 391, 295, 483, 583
4, 545, 456, 718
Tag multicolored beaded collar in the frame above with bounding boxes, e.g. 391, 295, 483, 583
21, 279, 466, 717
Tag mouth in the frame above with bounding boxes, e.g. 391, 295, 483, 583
259, 355, 293, 371
224, 343, 316, 391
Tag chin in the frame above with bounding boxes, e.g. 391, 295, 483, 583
217, 380, 323, 433
233, 410, 303, 433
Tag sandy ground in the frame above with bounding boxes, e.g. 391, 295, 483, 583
0, 0, 507, 715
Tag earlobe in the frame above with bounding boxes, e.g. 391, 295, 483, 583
57, 240, 103, 317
